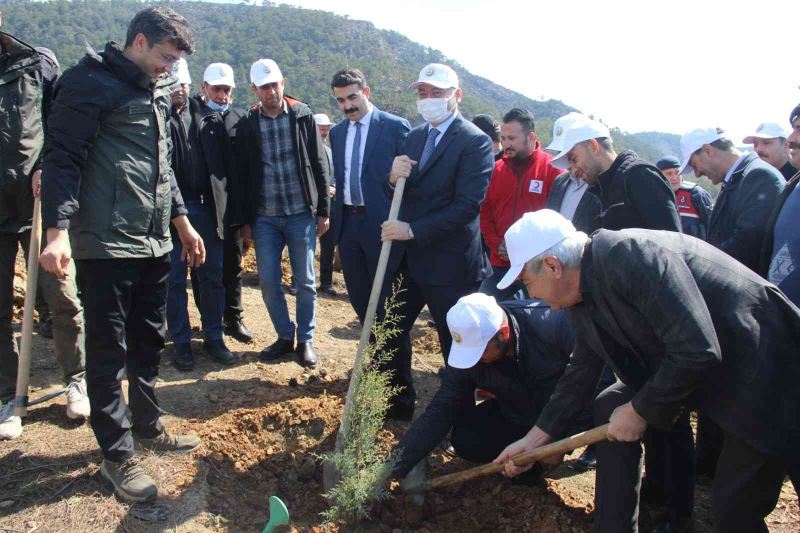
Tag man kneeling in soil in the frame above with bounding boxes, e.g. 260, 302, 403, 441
494, 210, 800, 533
391, 292, 582, 482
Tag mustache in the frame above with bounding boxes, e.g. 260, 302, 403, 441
789, 142, 800, 150
344, 107, 359, 114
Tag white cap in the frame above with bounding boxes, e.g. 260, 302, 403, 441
678, 127, 725, 175
250, 58, 283, 86
742, 122, 789, 144
203, 62, 235, 88
497, 210, 577, 290
546, 112, 590, 153
446, 293, 505, 369
313, 113, 332, 126
549, 117, 611, 170
171, 57, 191, 85
409, 63, 459, 90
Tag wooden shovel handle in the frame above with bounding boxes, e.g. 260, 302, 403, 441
427, 423, 609, 491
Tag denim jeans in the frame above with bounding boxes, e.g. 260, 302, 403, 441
478, 265, 525, 302
167, 201, 224, 343
252, 212, 317, 342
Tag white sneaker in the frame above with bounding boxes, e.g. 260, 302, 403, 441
66, 379, 90, 419
0, 401, 22, 440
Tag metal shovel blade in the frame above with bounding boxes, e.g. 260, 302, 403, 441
262, 495, 290, 533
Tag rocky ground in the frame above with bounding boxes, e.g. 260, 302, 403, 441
1, 251, 797, 532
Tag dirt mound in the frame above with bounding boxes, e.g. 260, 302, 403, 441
193, 381, 593, 532
241, 248, 292, 286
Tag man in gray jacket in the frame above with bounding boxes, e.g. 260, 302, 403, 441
494, 210, 799, 533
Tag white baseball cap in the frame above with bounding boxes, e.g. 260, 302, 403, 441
742, 122, 789, 144
497, 210, 577, 290
546, 112, 589, 154
549, 117, 611, 170
250, 58, 283, 86
678, 127, 725, 175
409, 63, 459, 90
203, 62, 235, 88
446, 293, 505, 369
171, 57, 191, 85
313, 113, 332, 126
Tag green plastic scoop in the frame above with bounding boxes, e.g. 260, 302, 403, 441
262, 496, 290, 533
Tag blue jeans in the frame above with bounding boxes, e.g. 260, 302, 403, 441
478, 265, 525, 301
252, 212, 317, 343
167, 201, 224, 343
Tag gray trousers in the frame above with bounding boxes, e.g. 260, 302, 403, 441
0, 230, 85, 403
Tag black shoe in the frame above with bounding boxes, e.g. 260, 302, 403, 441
387, 402, 415, 422
296, 342, 318, 367
648, 513, 694, 533
224, 320, 253, 343
318, 284, 338, 296
203, 339, 237, 365
260, 338, 295, 361
38, 316, 54, 339
172, 342, 194, 371
571, 445, 597, 471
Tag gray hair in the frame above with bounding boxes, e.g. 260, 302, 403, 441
524, 231, 589, 274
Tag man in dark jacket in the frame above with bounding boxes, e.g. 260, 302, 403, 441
544, 113, 602, 235
494, 210, 799, 533
234, 58, 330, 367
0, 28, 88, 440
679, 127, 783, 271
39, 6, 205, 503
166, 58, 236, 370
550, 113, 681, 232
656, 155, 713, 240
759, 103, 800, 500
392, 294, 578, 480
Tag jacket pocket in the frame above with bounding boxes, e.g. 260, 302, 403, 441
111, 161, 153, 235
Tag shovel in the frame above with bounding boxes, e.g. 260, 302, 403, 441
323, 177, 408, 491
403, 424, 609, 494
262, 495, 290, 533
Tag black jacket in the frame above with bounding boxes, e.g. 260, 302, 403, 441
232, 96, 330, 225
545, 172, 602, 234
169, 95, 237, 239
392, 300, 576, 477
706, 152, 784, 271
536, 229, 800, 457
594, 150, 681, 232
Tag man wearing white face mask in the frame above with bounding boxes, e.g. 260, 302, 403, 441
380, 63, 494, 419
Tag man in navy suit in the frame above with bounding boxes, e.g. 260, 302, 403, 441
329, 69, 413, 417
381, 63, 495, 420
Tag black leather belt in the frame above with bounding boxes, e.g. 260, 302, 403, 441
343, 205, 366, 213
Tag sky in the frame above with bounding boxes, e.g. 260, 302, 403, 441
250, 0, 798, 141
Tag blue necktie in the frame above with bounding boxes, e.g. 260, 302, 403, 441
349, 121, 363, 206
419, 127, 440, 170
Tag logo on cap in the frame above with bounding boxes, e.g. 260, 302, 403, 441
453, 332, 462, 343
263, 65, 271, 74
425, 67, 435, 76
555, 126, 563, 136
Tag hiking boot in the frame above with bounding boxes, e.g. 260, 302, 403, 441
172, 342, 194, 371
224, 319, 253, 343
203, 339, 237, 365
133, 430, 200, 454
65, 379, 90, 419
260, 338, 295, 361
0, 401, 22, 440
100, 457, 157, 502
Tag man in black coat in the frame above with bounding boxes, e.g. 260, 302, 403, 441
549, 113, 680, 232
392, 294, 578, 480
494, 210, 799, 533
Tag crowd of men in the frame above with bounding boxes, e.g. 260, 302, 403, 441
1, 5, 799, 532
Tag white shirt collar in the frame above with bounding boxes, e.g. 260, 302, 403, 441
724, 153, 748, 184
429, 111, 458, 137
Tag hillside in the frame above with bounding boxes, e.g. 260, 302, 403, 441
3, 0, 672, 159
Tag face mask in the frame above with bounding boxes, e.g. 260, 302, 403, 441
417, 97, 452, 124
206, 99, 229, 113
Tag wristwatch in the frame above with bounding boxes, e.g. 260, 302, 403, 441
407, 225, 414, 240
